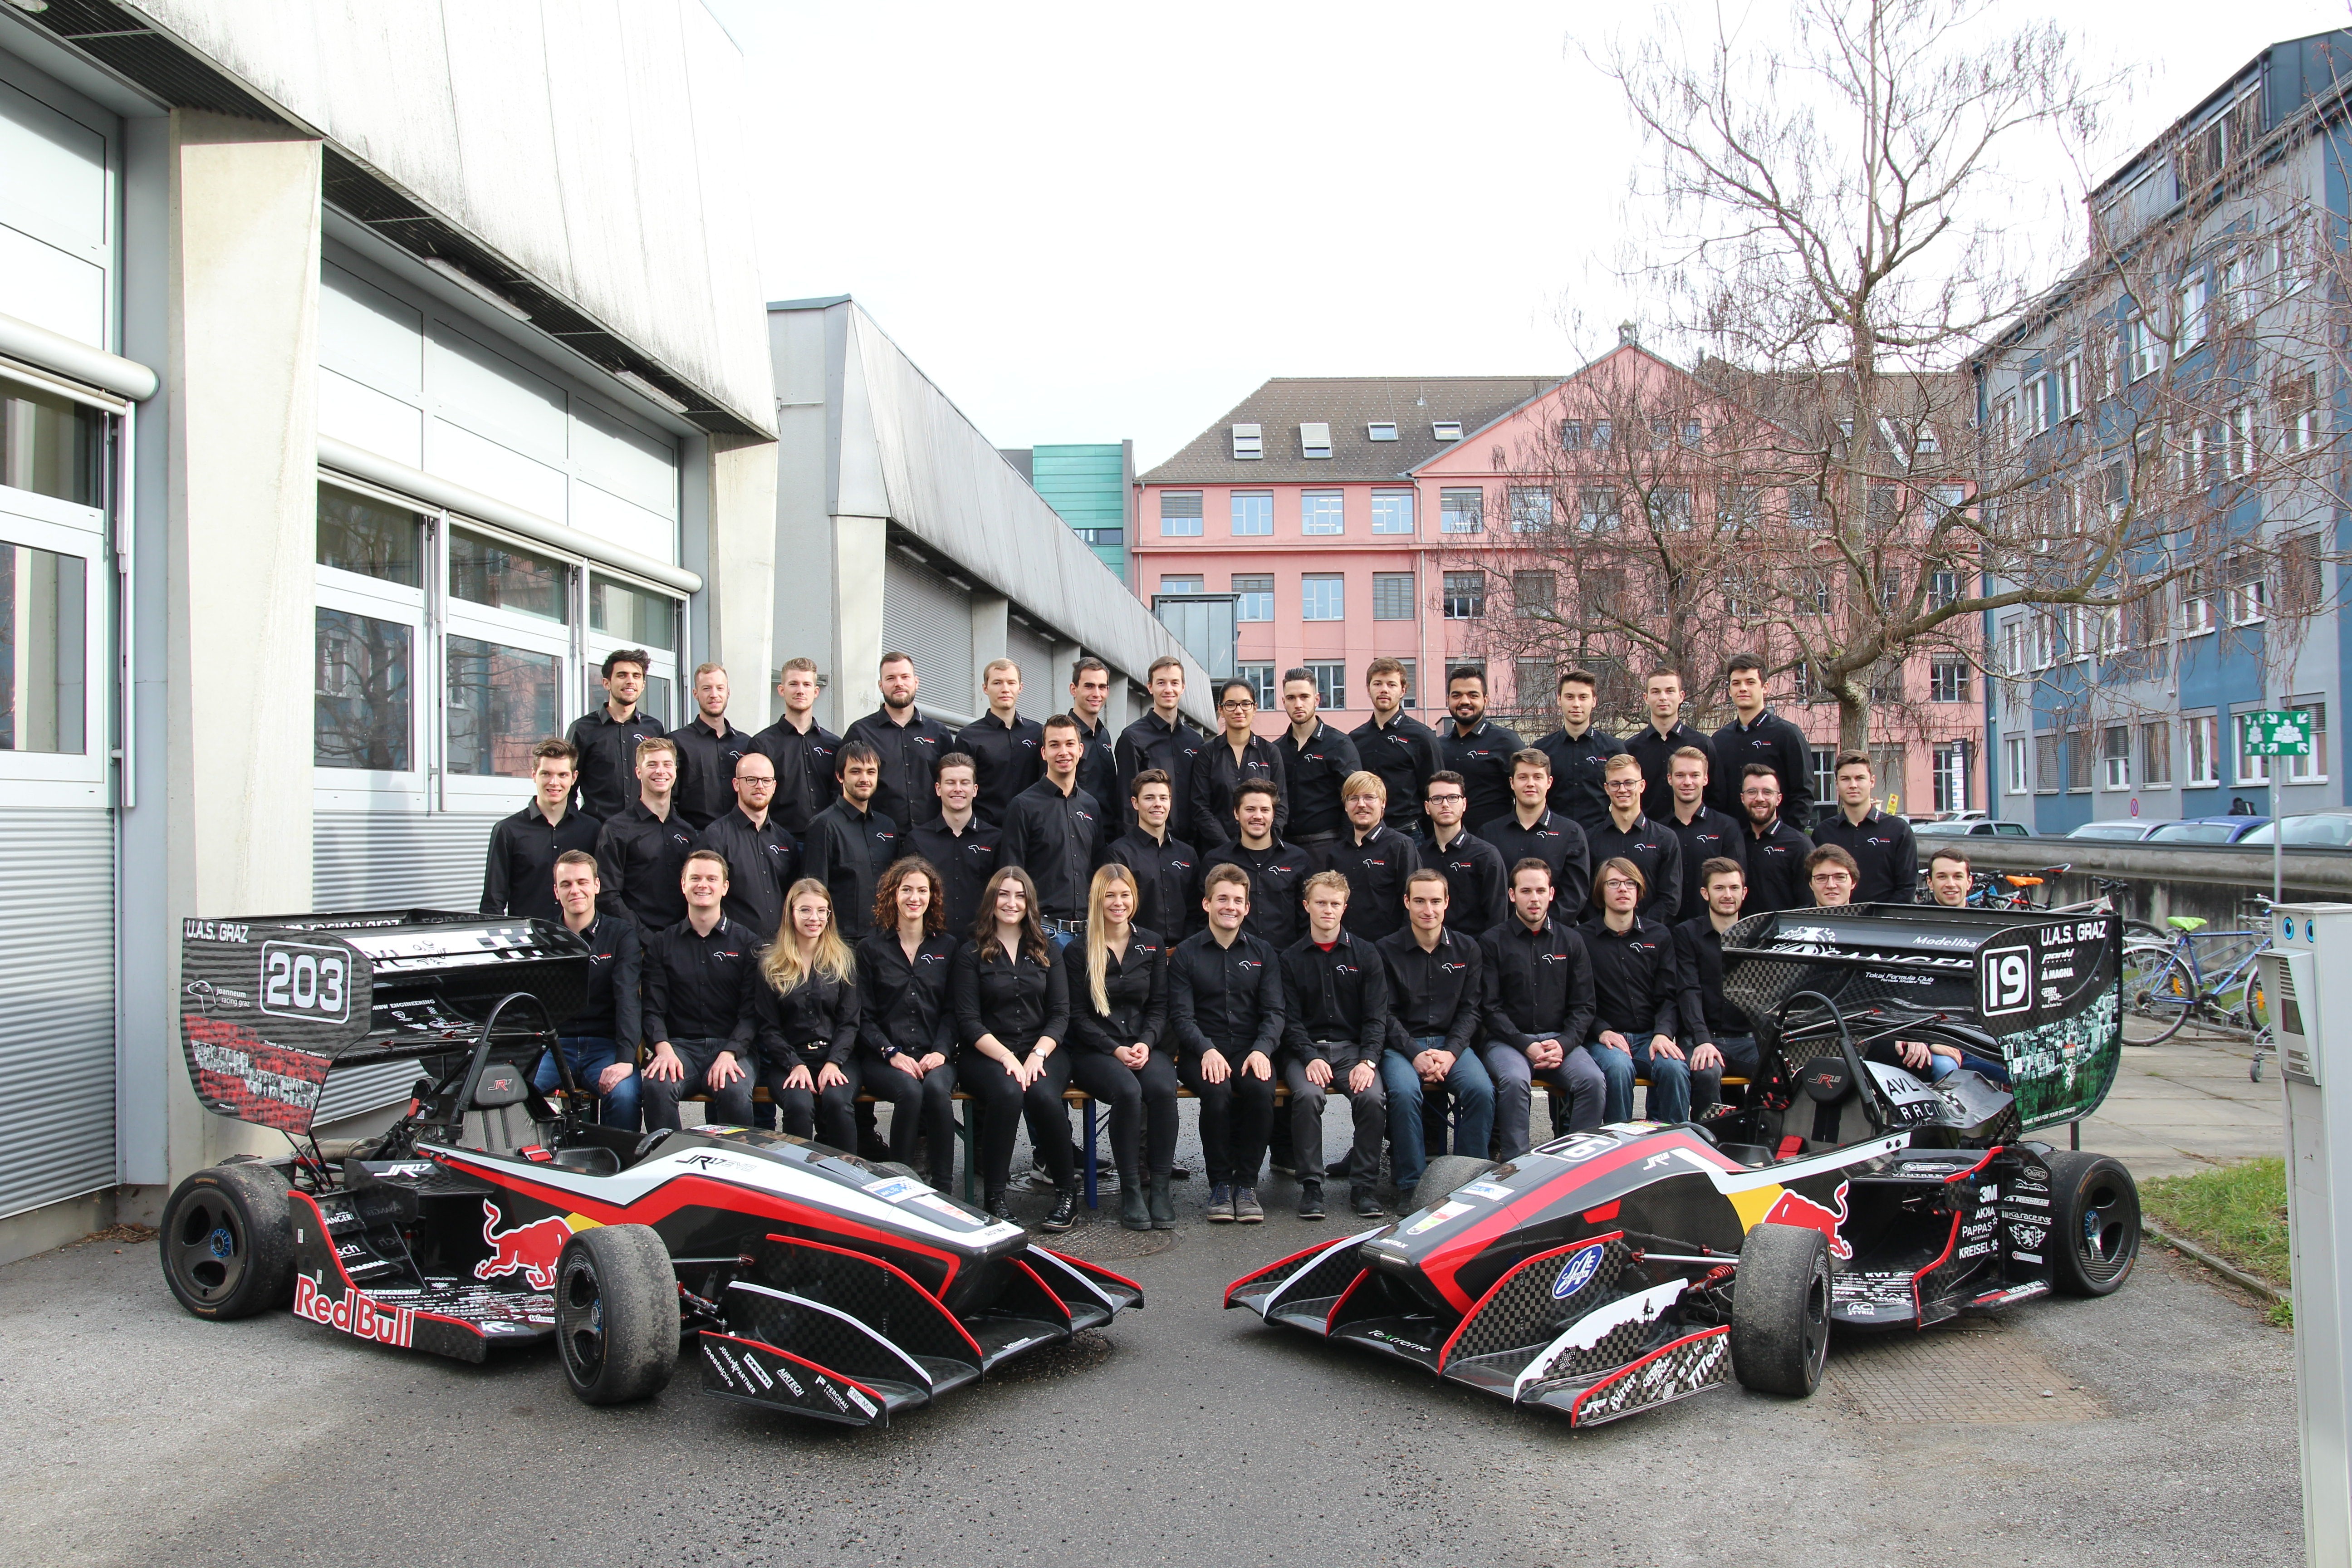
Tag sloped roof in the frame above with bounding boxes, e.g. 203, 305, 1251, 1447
1140, 376, 1563, 485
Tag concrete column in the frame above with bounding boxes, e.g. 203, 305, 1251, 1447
969, 592, 1008, 721
705, 434, 778, 729
831, 513, 887, 733
161, 111, 323, 1176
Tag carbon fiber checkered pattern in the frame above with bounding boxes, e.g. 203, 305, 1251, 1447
1553, 1312, 1666, 1380
1274, 1240, 1378, 1309
725, 1283, 921, 1387
740, 1237, 978, 1367
1448, 1240, 1630, 1363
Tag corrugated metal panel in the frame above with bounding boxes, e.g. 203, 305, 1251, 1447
884, 556, 974, 719
1008, 621, 1057, 695
311, 810, 500, 1124
0, 809, 114, 1220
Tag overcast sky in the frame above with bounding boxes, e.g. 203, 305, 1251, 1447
707, 0, 2352, 470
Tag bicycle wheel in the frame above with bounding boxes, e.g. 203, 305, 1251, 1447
2121, 942, 2195, 1044
2122, 920, 2168, 946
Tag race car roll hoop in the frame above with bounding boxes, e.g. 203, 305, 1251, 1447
1225, 902, 2141, 1426
162, 911, 1139, 1426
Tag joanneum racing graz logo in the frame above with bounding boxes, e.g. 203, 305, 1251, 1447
293, 1274, 414, 1347
474, 1202, 588, 1291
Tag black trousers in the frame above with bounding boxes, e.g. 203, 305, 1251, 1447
1178, 1046, 1277, 1187
960, 1045, 1074, 1195
1281, 1054, 1386, 1183
760, 1052, 858, 1152
1067, 1047, 1181, 1178
639, 1037, 755, 1131
859, 1047, 959, 1188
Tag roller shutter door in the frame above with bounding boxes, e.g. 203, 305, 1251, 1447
1008, 622, 1057, 698
0, 810, 115, 1219
884, 556, 974, 722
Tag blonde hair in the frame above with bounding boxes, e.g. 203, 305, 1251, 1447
1084, 863, 1143, 1015
761, 878, 855, 993
1340, 769, 1387, 801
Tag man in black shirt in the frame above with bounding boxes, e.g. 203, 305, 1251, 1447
1481, 747, 1592, 915
1735, 764, 1816, 915
1226, 779, 1311, 952
1421, 770, 1508, 936
1812, 750, 1919, 903
1710, 653, 1814, 828
1377, 869, 1494, 1204
1326, 772, 1418, 941
1350, 656, 1441, 842
1662, 745, 1746, 920
670, 662, 753, 831
596, 735, 696, 930
532, 849, 642, 1128
1066, 656, 1120, 816
801, 740, 901, 941
565, 648, 666, 823
955, 657, 1046, 826
481, 738, 602, 924
1277, 668, 1362, 860
1624, 669, 1717, 823
1588, 754, 1683, 921
638, 849, 759, 1131
1581, 858, 1687, 1123
1000, 714, 1106, 938
907, 753, 1000, 936
843, 651, 956, 832
1281, 872, 1390, 1220
1106, 768, 1199, 941
1480, 858, 1605, 1155
750, 656, 840, 838
1672, 857, 1765, 1114
1167, 864, 1284, 1223
1191, 677, 1288, 855
1531, 667, 1625, 835
694, 751, 799, 941
1436, 666, 1525, 830
1116, 655, 1206, 842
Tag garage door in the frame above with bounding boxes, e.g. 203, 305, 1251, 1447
0, 808, 114, 1219
884, 555, 974, 723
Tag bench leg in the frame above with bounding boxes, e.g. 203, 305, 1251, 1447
1083, 1105, 1099, 1210
958, 1103, 977, 1205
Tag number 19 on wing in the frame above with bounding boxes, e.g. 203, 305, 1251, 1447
1981, 943, 2032, 1017
260, 941, 351, 1024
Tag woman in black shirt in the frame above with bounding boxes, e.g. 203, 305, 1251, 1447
951, 865, 1074, 1226
750, 878, 862, 1149
855, 856, 960, 1190
1070, 863, 1179, 1231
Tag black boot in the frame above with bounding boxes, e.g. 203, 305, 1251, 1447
1119, 1176, 1151, 1231
985, 1187, 1010, 1220
1147, 1172, 1176, 1229
1042, 1187, 1078, 1233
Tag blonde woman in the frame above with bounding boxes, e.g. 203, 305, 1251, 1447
1069, 864, 1179, 1231
751, 878, 862, 1150
950, 866, 1072, 1226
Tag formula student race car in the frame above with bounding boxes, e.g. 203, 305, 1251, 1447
1227, 902, 2138, 1426
161, 912, 1137, 1425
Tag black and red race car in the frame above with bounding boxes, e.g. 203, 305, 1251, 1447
160, 912, 1137, 1424
1227, 902, 2139, 1425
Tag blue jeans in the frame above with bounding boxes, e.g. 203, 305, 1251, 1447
1923, 1049, 2011, 1087
1583, 1038, 1694, 1124
534, 1036, 641, 1131
1381, 1037, 1494, 1196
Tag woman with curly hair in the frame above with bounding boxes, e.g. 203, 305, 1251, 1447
951, 865, 1073, 1225
854, 857, 961, 1190
750, 878, 861, 1149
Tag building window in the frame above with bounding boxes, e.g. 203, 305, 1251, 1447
1442, 571, 1485, 619
1236, 662, 1275, 708
2030, 613, 2056, 670
2033, 734, 2061, 794
2225, 553, 2266, 626
2005, 735, 2029, 794
1508, 486, 1553, 531
1305, 661, 1345, 711
2056, 354, 2082, 421
1649, 488, 1695, 530
315, 608, 410, 770
1559, 419, 1583, 450
2280, 370, 2321, 455
2102, 725, 2131, 789
2181, 567, 2215, 635
1371, 489, 1415, 534
1440, 488, 1484, 534
1301, 574, 1344, 621
1999, 618, 2024, 677
1394, 659, 1418, 706
2235, 711, 2274, 785
447, 638, 564, 778
1300, 490, 1344, 535
2023, 376, 2049, 435
1928, 569, 1961, 608
1372, 572, 1415, 621
1930, 659, 1969, 703
2280, 531, 2326, 612
1159, 491, 1203, 536
1869, 663, 1905, 704
2127, 315, 2161, 381
1431, 421, 1463, 441
1514, 659, 1557, 713
2140, 721, 2173, 786
1298, 422, 1333, 459
1158, 575, 1204, 593
1578, 488, 1619, 532
2179, 274, 2209, 349
1809, 747, 1838, 806
1232, 573, 1273, 622
1933, 741, 1970, 813
1513, 570, 1556, 617
2288, 701, 2329, 783
2224, 404, 2257, 478
1790, 660, 1816, 703
2065, 729, 2093, 793
1231, 491, 1273, 536
2185, 714, 2220, 786
1230, 424, 1262, 460
1367, 421, 1398, 442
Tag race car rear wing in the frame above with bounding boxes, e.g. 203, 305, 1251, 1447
180, 911, 588, 1136
1719, 903, 2122, 1132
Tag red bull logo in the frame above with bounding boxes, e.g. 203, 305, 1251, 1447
293, 1274, 415, 1347
474, 1202, 574, 1290
1760, 1181, 1852, 1260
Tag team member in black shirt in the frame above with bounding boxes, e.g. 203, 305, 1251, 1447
1350, 657, 1442, 842
1115, 655, 1206, 842
952, 866, 1077, 1225
1280, 872, 1390, 1219
906, 753, 1000, 936
1661, 745, 1746, 920
531, 850, 642, 1128
639, 850, 760, 1131
1812, 751, 1919, 903
566, 648, 666, 823
1000, 714, 1107, 938
1225, 779, 1311, 951
482, 738, 603, 924
1065, 657, 1120, 816
1376, 869, 1494, 1205
750, 656, 841, 838
1710, 653, 1814, 828
1623, 669, 1716, 824
1326, 772, 1418, 941
855, 858, 961, 1191
749, 879, 862, 1150
1736, 765, 1816, 914
1588, 754, 1683, 921
1481, 748, 1592, 916
1069, 864, 1181, 1231
1436, 666, 1525, 831
694, 751, 799, 941
670, 662, 754, 832
800, 740, 900, 941
1421, 771, 1508, 936
1531, 668, 1626, 835
1480, 859, 1605, 1155
1106, 769, 1200, 941
1581, 857, 1689, 1124
596, 735, 697, 931
1167, 864, 1284, 1224
1191, 678, 1288, 854
844, 651, 957, 832
1276, 669, 1362, 859
955, 657, 1046, 826
1672, 857, 1765, 1113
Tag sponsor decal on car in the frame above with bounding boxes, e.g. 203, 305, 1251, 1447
862, 1176, 927, 1201
1457, 1180, 1515, 1202
293, 1274, 415, 1348
845, 1386, 878, 1418
1756, 1181, 1854, 1260
473, 1202, 584, 1291
1402, 1200, 1475, 1236
1552, 1243, 1606, 1300
183, 1015, 330, 1132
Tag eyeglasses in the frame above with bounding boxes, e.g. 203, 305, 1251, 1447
1221, 699, 1256, 711
1426, 793, 1465, 805
1600, 878, 1642, 891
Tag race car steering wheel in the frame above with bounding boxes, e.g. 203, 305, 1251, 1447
1776, 989, 1898, 1133
632, 1128, 674, 1162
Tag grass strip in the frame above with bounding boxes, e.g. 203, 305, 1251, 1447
2141, 1157, 2292, 1326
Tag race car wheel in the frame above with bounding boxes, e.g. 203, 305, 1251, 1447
159, 1161, 294, 1321
1730, 1222, 1832, 1397
2045, 1152, 2140, 1297
1411, 1155, 1501, 1208
556, 1224, 679, 1405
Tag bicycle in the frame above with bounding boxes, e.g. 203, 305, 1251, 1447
2119, 895, 2276, 1049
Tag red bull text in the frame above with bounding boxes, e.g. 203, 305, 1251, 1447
294, 1274, 416, 1347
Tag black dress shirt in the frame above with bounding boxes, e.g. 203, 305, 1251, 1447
1588, 813, 1685, 922
1624, 721, 1718, 824
1325, 826, 1419, 942
694, 808, 800, 943
1190, 733, 1289, 854
855, 931, 960, 1061
1066, 926, 1169, 1055
844, 705, 957, 832
1227, 839, 1312, 952
1069, 711, 1119, 823
480, 801, 603, 925
1813, 806, 1919, 904
1276, 721, 1363, 840
564, 913, 642, 1049
1664, 804, 1748, 921
1579, 916, 1681, 1043
1279, 930, 1390, 1069
1438, 717, 1527, 832
954, 710, 1046, 826
670, 715, 753, 833
951, 938, 1070, 1051
800, 797, 901, 940
1740, 818, 1817, 915
1479, 808, 1593, 917
1106, 829, 1201, 942
750, 967, 861, 1068
749, 714, 842, 838
1480, 915, 1597, 1054
595, 799, 697, 931
1672, 915, 1751, 1044
1424, 827, 1509, 936
1377, 926, 1485, 1055
1166, 929, 1284, 1058
565, 705, 666, 823
642, 916, 761, 1046
1530, 726, 1627, 835
906, 818, 1001, 938
1115, 710, 1207, 842
1349, 711, 1442, 832
998, 777, 1106, 924
1710, 708, 1815, 828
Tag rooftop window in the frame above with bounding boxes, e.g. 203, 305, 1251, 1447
1367, 421, 1398, 441
1231, 423, 1262, 460
1431, 421, 1463, 441
1299, 422, 1333, 459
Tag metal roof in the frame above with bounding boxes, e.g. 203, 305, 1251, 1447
1139, 376, 1563, 485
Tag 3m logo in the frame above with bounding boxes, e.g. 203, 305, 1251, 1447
1981, 943, 2033, 1016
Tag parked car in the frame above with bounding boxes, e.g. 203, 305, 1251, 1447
1914, 818, 2034, 838
2065, 820, 2166, 842
2143, 816, 2272, 846
2239, 809, 2352, 848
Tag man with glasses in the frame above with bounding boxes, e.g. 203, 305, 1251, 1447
482, 738, 602, 925
694, 752, 799, 941
1421, 770, 1507, 937
1803, 844, 1964, 1081
567, 647, 666, 823
1588, 754, 1683, 921
1736, 764, 1814, 914
1191, 677, 1288, 856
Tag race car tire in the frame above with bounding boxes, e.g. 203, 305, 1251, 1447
555, 1224, 680, 1405
1412, 1155, 1501, 1208
159, 1161, 295, 1321
1730, 1222, 1832, 1397
2045, 1151, 2140, 1297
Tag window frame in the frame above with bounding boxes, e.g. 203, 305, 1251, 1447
1299, 573, 1345, 622
2287, 699, 2330, 784
2005, 735, 2030, 794
1230, 490, 1274, 537
1371, 571, 1416, 621
1369, 489, 1416, 535
1439, 487, 1484, 534
1304, 661, 1346, 713
0, 485, 111, 800
1158, 490, 1204, 537
1232, 573, 1274, 622
2185, 712, 2220, 787
1441, 571, 1485, 620
1299, 490, 1344, 536
2140, 720, 2173, 786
